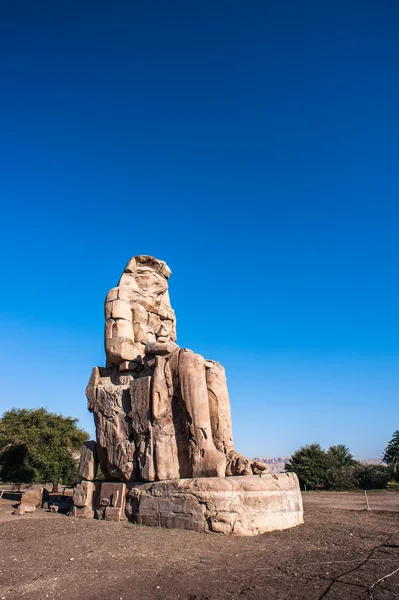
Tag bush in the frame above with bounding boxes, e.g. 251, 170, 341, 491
354, 464, 391, 490
285, 443, 330, 490
0, 408, 89, 487
286, 442, 392, 491
324, 465, 358, 490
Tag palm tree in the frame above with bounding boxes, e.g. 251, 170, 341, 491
327, 444, 355, 467
383, 431, 399, 478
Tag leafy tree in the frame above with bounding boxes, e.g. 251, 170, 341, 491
285, 443, 329, 490
383, 431, 399, 481
326, 444, 356, 468
0, 408, 89, 487
324, 466, 357, 490
286, 441, 392, 491
354, 464, 391, 490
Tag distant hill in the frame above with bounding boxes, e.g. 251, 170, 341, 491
254, 456, 385, 473
254, 457, 289, 473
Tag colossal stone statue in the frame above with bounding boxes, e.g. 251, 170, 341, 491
86, 255, 266, 483
75, 255, 304, 534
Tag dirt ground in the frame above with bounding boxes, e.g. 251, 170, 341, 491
0, 493, 399, 600
303, 491, 399, 512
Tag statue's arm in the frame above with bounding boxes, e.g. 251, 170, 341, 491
104, 286, 135, 364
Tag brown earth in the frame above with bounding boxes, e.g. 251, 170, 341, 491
0, 493, 399, 600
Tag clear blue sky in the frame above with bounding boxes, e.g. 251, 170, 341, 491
1, 1, 398, 460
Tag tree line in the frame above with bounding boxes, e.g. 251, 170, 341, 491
0, 407, 399, 491
285, 434, 399, 490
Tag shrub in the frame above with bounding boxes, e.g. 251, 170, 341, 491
285, 443, 330, 490
324, 465, 358, 490
0, 408, 89, 487
354, 464, 391, 490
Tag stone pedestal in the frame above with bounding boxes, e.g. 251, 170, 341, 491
125, 473, 303, 536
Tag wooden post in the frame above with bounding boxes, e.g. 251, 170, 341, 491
364, 489, 370, 510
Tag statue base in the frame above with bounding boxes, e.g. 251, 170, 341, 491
125, 473, 303, 536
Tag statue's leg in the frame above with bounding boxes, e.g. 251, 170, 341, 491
178, 349, 226, 478
153, 417, 180, 480
205, 360, 268, 477
205, 361, 234, 454
151, 356, 180, 480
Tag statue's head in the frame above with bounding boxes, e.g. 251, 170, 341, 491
105, 255, 176, 365
119, 255, 171, 302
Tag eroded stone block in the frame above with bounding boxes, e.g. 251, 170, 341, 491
73, 481, 94, 507
13, 503, 37, 515
20, 487, 42, 507
104, 506, 122, 522
97, 482, 126, 511
79, 440, 98, 481
129, 377, 151, 435
70, 505, 94, 519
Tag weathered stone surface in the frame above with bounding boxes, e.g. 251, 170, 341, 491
120, 360, 141, 371
129, 376, 151, 435
179, 349, 226, 478
93, 383, 136, 481
85, 256, 268, 483
105, 337, 136, 363
13, 503, 37, 515
126, 474, 303, 536
73, 481, 95, 507
95, 508, 105, 520
104, 506, 122, 522
20, 487, 42, 507
78, 440, 98, 481
70, 505, 94, 519
76, 255, 302, 534
103, 256, 175, 367
206, 360, 234, 454
86, 255, 266, 483
97, 482, 126, 511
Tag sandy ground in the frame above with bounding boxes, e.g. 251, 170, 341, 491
0, 493, 398, 600
303, 490, 399, 512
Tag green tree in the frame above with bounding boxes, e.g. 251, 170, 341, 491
383, 431, 399, 481
326, 444, 356, 468
0, 408, 89, 487
324, 446, 357, 490
354, 464, 391, 489
324, 465, 357, 490
285, 443, 329, 490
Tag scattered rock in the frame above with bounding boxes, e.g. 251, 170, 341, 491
20, 487, 42, 507
70, 505, 94, 519
13, 503, 36, 516
103, 507, 121, 522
